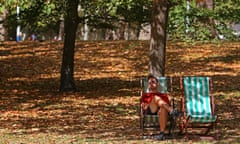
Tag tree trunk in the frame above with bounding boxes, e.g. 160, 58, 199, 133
197, 0, 216, 38
59, 0, 79, 92
119, 18, 125, 40
58, 16, 64, 41
149, 0, 169, 77
0, 10, 7, 41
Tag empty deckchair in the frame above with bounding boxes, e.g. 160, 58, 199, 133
179, 76, 217, 138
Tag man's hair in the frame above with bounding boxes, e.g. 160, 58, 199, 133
147, 74, 158, 82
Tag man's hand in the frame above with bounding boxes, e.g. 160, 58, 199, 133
141, 103, 148, 110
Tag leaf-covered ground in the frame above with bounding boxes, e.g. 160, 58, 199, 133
0, 41, 239, 143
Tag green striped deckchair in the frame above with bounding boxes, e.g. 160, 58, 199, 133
180, 76, 217, 137
140, 76, 174, 136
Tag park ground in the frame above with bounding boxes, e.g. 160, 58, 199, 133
0, 40, 239, 143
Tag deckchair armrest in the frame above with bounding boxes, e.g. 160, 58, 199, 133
180, 96, 186, 117
211, 94, 215, 115
209, 78, 215, 115
170, 97, 174, 109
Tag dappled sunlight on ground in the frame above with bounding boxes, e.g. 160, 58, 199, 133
0, 41, 239, 143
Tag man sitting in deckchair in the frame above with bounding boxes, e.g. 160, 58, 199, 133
141, 74, 181, 140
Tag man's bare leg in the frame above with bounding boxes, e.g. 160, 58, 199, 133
158, 108, 168, 132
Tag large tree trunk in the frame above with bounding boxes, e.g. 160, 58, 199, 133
149, 0, 169, 77
197, 0, 216, 38
59, 0, 79, 92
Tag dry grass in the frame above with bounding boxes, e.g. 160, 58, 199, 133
0, 40, 239, 143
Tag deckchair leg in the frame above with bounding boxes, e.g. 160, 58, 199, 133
168, 117, 175, 136
213, 121, 220, 140
204, 123, 213, 135
141, 129, 144, 139
184, 117, 191, 139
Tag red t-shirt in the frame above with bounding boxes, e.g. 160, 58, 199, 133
142, 92, 170, 105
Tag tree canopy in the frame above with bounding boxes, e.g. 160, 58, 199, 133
1, 0, 240, 41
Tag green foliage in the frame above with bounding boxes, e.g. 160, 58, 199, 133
78, 0, 117, 29
116, 0, 151, 23
78, 0, 151, 30
215, 0, 240, 23
1, 0, 63, 38
19, 0, 63, 33
1, 0, 240, 41
168, 0, 240, 41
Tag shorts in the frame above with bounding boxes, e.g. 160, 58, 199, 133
146, 107, 159, 115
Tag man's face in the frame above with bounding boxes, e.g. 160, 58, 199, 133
148, 78, 158, 90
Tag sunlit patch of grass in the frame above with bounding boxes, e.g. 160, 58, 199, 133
232, 91, 240, 98
217, 91, 240, 99
0, 132, 89, 144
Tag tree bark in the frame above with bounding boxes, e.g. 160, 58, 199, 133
119, 18, 125, 40
197, 0, 216, 38
59, 0, 79, 92
0, 10, 7, 41
58, 16, 64, 41
149, 0, 169, 77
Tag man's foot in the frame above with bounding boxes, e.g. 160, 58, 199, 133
170, 110, 183, 119
154, 132, 165, 140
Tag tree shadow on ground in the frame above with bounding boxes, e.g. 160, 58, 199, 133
0, 41, 239, 142
76, 78, 140, 98
0, 76, 142, 138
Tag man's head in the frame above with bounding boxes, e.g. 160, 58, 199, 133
147, 74, 158, 91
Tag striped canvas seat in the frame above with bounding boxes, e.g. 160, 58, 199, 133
143, 115, 159, 127
183, 77, 217, 123
180, 76, 217, 137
